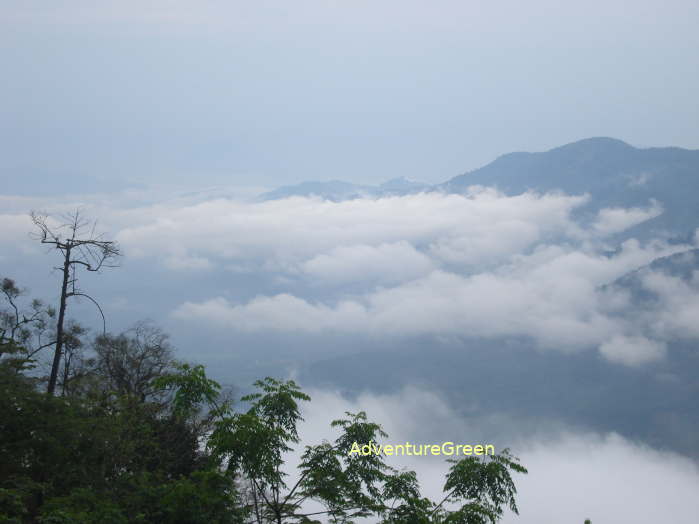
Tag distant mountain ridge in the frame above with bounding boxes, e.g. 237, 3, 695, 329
261, 137, 699, 239
258, 177, 429, 201
441, 137, 699, 238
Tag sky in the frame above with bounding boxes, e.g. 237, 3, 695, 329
2, 0, 699, 192
2, 3, 699, 521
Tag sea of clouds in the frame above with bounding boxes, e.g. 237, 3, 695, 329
1, 187, 696, 367
3, 186, 699, 523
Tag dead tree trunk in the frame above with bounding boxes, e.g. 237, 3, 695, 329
31, 210, 121, 396
47, 245, 71, 395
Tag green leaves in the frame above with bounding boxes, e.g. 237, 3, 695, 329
3, 349, 529, 524
440, 449, 528, 524
199, 377, 528, 524
37, 471, 245, 524
380, 471, 435, 524
373, 449, 528, 524
210, 378, 311, 498
153, 363, 222, 418
243, 377, 311, 446
296, 411, 392, 521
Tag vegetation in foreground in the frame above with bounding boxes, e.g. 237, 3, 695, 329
1, 212, 527, 523
1, 274, 527, 523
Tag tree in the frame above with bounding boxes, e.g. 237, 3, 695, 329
56, 320, 89, 396
91, 321, 176, 402
1, 277, 56, 359
157, 371, 528, 524
30, 210, 121, 395
1, 322, 243, 523
3, 274, 529, 523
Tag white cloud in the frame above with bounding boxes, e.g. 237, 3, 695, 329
593, 200, 663, 235
638, 266, 699, 339
289, 386, 699, 524
4, 188, 691, 366
173, 238, 689, 361
0, 214, 37, 256
116, 189, 587, 273
599, 335, 667, 366
506, 432, 699, 524
175, 295, 368, 333
301, 241, 434, 285
163, 254, 212, 271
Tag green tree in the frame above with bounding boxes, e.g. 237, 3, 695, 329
158, 371, 528, 524
1, 318, 243, 523
1, 276, 56, 373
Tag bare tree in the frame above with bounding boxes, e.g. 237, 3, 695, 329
92, 321, 175, 401
31, 210, 121, 395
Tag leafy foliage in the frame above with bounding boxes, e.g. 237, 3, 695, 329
178, 374, 527, 524
0, 332, 242, 523
1, 276, 527, 524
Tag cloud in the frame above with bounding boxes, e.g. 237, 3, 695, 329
163, 254, 212, 271
176, 295, 368, 333
116, 189, 587, 273
638, 266, 699, 339
287, 386, 699, 524
4, 188, 692, 367
300, 241, 434, 285
173, 238, 690, 365
598, 335, 666, 366
593, 200, 663, 235
0, 214, 36, 255
507, 432, 699, 524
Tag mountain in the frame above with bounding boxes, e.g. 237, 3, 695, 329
258, 177, 429, 201
258, 180, 373, 201
440, 137, 699, 238
259, 138, 699, 238
608, 248, 699, 304
377, 177, 431, 194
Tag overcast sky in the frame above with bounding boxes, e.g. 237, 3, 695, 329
2, 0, 699, 192
2, 5, 699, 520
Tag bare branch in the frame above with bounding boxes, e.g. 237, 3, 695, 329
67, 292, 107, 334
29, 209, 122, 395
